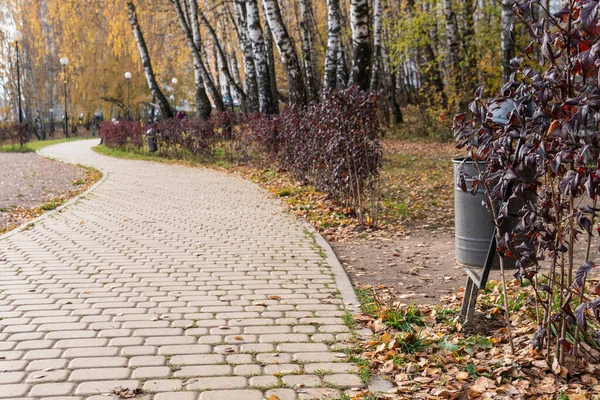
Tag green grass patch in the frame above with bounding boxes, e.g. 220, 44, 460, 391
0, 137, 87, 153
382, 305, 425, 332
355, 287, 377, 316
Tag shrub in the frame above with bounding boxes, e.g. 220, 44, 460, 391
155, 118, 216, 159
0, 123, 28, 146
101, 87, 382, 225
100, 120, 145, 150
453, 0, 600, 364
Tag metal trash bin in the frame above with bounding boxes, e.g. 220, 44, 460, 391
146, 128, 157, 153
453, 158, 520, 269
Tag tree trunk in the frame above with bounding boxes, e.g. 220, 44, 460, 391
186, 0, 225, 113
199, 11, 248, 106
501, 0, 515, 83
264, 22, 280, 113
246, 0, 277, 114
443, 0, 459, 70
323, 0, 342, 93
348, 0, 371, 90
369, 0, 383, 90
262, 0, 308, 107
299, 0, 318, 102
336, 45, 349, 90
232, 0, 259, 112
127, 2, 173, 119
461, 0, 477, 97
168, 0, 212, 118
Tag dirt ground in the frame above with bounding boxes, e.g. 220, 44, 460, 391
332, 225, 504, 305
0, 153, 86, 230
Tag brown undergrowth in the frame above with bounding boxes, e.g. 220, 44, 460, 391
348, 281, 600, 399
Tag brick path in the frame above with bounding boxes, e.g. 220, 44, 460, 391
0, 140, 363, 400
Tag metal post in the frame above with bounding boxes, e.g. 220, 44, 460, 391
63, 66, 68, 139
15, 42, 22, 125
127, 80, 130, 117
15, 41, 23, 147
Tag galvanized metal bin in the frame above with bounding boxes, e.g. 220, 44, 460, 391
453, 158, 516, 269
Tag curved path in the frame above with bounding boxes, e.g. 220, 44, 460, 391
0, 140, 363, 400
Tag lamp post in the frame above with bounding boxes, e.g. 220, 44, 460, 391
60, 56, 69, 138
171, 77, 178, 110
10, 30, 23, 146
124, 72, 132, 118
49, 108, 54, 137
10, 30, 23, 125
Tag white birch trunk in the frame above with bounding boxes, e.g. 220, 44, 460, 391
299, 0, 318, 102
262, 0, 307, 106
348, 0, 371, 90
324, 0, 342, 93
246, 0, 277, 114
127, 2, 173, 119
232, 0, 259, 112
501, 0, 515, 83
369, 0, 383, 90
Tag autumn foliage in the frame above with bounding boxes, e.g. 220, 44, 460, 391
454, 0, 600, 365
100, 88, 381, 221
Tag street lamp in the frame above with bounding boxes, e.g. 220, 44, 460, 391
60, 56, 69, 138
171, 78, 177, 110
49, 108, 54, 136
124, 72, 132, 117
9, 30, 23, 144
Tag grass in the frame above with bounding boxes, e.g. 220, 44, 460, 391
0, 137, 87, 152
382, 305, 425, 332
355, 287, 377, 316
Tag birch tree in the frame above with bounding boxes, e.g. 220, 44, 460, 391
501, 0, 515, 83
231, 0, 259, 112
199, 10, 248, 109
299, 0, 318, 102
127, 1, 173, 119
246, 0, 277, 114
323, 0, 342, 93
369, 0, 383, 90
262, 0, 308, 106
169, 0, 224, 118
348, 0, 371, 90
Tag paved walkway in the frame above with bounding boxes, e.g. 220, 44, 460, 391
0, 140, 363, 400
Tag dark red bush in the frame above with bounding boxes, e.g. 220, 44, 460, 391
100, 120, 146, 150
101, 87, 381, 222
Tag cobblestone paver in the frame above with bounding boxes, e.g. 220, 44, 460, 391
0, 140, 363, 399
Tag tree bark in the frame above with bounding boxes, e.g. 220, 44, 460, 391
231, 1, 259, 112
169, 0, 213, 118
246, 0, 277, 114
264, 22, 280, 113
127, 1, 173, 119
336, 45, 349, 90
348, 0, 371, 90
299, 0, 318, 102
262, 0, 308, 107
185, 0, 225, 113
501, 0, 515, 83
461, 0, 477, 96
443, 0, 459, 71
323, 0, 342, 93
369, 0, 383, 90
199, 11, 247, 107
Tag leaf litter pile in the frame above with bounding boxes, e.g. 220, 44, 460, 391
347, 280, 600, 399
